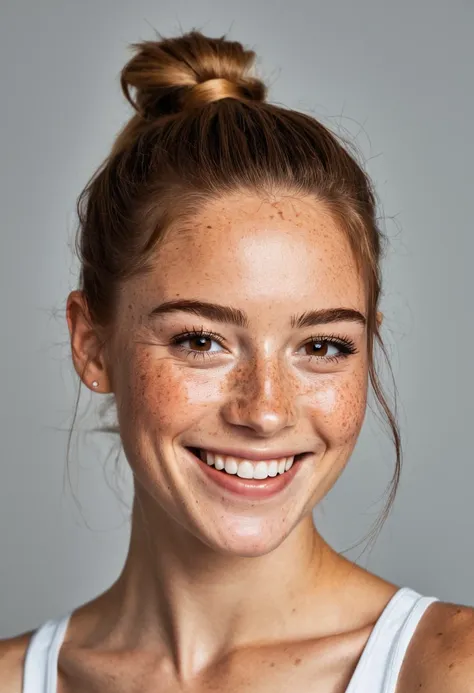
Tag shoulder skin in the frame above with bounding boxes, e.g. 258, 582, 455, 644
0, 631, 34, 693
398, 601, 474, 692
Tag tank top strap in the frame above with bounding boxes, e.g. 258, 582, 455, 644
23, 613, 72, 693
346, 587, 439, 693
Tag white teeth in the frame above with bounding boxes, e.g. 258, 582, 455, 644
254, 462, 269, 480
199, 450, 296, 479
268, 461, 278, 477
224, 458, 238, 475
237, 461, 254, 479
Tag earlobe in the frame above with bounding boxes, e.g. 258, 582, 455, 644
66, 290, 111, 393
376, 311, 384, 327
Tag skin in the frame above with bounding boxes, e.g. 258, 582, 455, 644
1, 192, 474, 693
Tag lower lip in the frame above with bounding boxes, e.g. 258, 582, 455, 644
186, 448, 305, 499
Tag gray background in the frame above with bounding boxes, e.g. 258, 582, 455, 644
1, 0, 473, 638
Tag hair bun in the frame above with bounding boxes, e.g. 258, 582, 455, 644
120, 30, 267, 118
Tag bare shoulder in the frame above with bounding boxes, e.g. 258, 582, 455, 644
0, 631, 34, 693
398, 600, 474, 693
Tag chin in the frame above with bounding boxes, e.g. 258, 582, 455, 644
196, 516, 299, 558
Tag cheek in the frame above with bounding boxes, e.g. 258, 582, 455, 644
114, 350, 188, 433
311, 372, 368, 446
115, 349, 225, 435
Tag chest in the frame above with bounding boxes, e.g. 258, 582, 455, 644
56, 630, 373, 693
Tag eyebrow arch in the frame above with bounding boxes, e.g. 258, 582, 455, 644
149, 300, 366, 329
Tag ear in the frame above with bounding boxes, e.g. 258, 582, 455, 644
66, 290, 112, 393
376, 310, 384, 327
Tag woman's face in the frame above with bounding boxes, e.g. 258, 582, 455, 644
108, 192, 369, 556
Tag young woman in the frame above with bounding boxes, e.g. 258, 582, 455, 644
1, 30, 473, 693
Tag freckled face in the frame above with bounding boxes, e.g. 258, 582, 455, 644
109, 193, 369, 556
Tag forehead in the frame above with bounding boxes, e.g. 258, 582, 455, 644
146, 192, 366, 314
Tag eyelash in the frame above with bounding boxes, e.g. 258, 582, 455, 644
170, 326, 358, 363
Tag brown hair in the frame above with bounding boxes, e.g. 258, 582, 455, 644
73, 30, 401, 551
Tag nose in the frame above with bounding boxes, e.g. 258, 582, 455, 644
221, 355, 298, 437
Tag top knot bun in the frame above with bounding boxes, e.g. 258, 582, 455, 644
120, 30, 267, 119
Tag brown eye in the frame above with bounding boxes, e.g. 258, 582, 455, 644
171, 329, 226, 359
172, 330, 356, 363
187, 335, 213, 351
300, 337, 356, 361
304, 340, 330, 357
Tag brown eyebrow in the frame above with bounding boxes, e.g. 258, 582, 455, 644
149, 300, 366, 329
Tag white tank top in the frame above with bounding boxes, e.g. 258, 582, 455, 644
22, 586, 438, 692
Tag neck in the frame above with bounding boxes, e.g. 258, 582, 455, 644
93, 488, 354, 679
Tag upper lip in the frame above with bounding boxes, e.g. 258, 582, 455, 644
188, 446, 310, 461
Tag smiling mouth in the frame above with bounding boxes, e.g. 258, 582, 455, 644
186, 447, 308, 480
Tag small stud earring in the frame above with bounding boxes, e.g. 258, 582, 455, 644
92, 380, 99, 388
